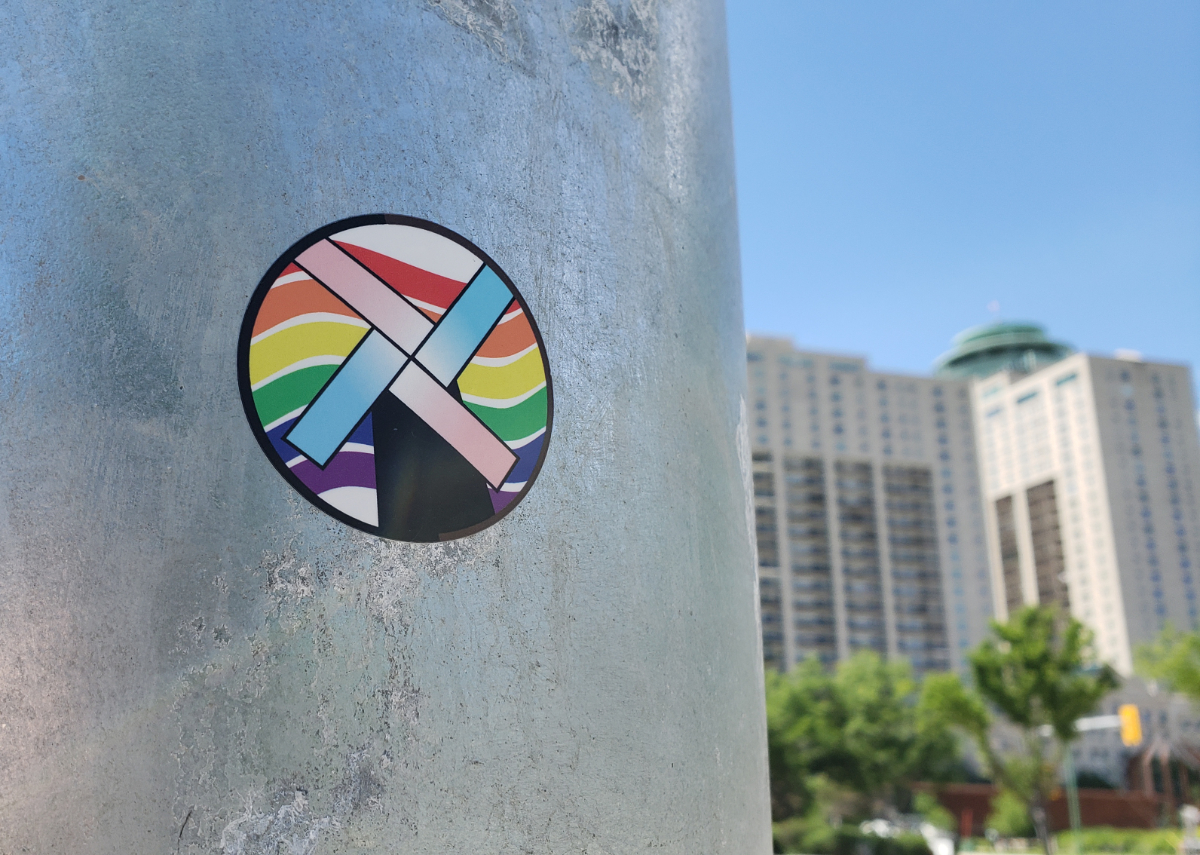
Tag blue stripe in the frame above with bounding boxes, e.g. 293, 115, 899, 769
505, 433, 546, 484
285, 331, 405, 466
267, 418, 300, 461
343, 413, 375, 448
416, 266, 513, 385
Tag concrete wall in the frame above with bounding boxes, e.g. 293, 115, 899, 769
0, 0, 771, 851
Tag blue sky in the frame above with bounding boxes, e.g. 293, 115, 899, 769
727, 1, 1199, 391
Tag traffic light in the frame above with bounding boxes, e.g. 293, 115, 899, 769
1119, 704, 1142, 747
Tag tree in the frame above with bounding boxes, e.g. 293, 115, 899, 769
765, 657, 846, 820
922, 606, 1118, 855
765, 650, 961, 822
1137, 624, 1200, 699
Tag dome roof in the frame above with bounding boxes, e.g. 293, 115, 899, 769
934, 321, 1073, 379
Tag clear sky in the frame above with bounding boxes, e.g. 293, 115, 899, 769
727, 1, 1199, 393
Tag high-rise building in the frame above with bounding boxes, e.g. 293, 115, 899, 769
747, 336, 994, 676
945, 324, 1200, 674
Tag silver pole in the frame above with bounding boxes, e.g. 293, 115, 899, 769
0, 0, 770, 850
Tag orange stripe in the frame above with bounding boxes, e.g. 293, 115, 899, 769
252, 279, 362, 336
476, 312, 536, 358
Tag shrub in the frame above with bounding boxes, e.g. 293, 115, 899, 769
1055, 827, 1181, 855
772, 818, 933, 855
914, 791, 956, 832
986, 789, 1034, 838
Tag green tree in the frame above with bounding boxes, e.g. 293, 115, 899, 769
765, 657, 845, 820
766, 650, 960, 822
1137, 623, 1200, 699
922, 606, 1118, 855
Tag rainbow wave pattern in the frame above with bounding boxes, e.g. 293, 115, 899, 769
456, 304, 548, 513
337, 230, 549, 515
246, 223, 550, 527
247, 264, 379, 525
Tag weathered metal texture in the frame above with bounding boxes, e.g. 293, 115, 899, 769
0, 0, 770, 851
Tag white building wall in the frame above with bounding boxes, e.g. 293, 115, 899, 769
973, 353, 1200, 674
747, 336, 994, 676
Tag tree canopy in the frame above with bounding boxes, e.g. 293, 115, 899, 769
923, 606, 1118, 854
1137, 623, 1200, 699
972, 607, 1119, 742
766, 650, 961, 821
767, 607, 1119, 854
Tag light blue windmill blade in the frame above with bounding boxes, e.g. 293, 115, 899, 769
415, 266, 513, 385
285, 330, 407, 466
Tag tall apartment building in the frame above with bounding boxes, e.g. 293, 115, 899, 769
959, 334, 1200, 674
748, 336, 994, 676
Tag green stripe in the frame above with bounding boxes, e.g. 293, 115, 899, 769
253, 364, 339, 427
464, 387, 548, 442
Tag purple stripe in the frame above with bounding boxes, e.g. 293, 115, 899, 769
292, 451, 376, 494
489, 488, 520, 514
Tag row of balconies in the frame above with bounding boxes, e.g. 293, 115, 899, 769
792, 562, 833, 574
795, 634, 838, 647
769, 589, 944, 610
897, 625, 947, 637
785, 489, 826, 503
842, 550, 881, 562
893, 586, 941, 600
883, 484, 933, 497
887, 543, 938, 557
886, 518, 936, 530
793, 573, 832, 586
848, 635, 886, 649
842, 565, 882, 578
795, 616, 836, 628
893, 603, 943, 616
890, 569, 940, 582
785, 508, 827, 521
844, 601, 883, 613
897, 639, 948, 653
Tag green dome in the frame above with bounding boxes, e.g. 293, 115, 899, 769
934, 321, 1073, 379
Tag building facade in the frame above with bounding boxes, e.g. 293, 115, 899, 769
970, 351, 1200, 674
748, 336, 994, 676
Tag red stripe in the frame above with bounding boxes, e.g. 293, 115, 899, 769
334, 241, 469, 316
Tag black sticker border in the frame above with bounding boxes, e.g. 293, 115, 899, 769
237, 213, 554, 542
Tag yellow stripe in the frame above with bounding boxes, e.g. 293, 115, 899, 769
458, 348, 545, 400
248, 321, 369, 386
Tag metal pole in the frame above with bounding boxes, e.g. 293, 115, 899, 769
1064, 747, 1083, 854
0, 1, 771, 851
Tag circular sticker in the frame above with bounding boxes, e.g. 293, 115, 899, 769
238, 215, 553, 542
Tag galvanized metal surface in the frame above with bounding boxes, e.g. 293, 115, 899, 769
0, 0, 770, 851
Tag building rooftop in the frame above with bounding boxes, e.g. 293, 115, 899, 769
933, 321, 1074, 379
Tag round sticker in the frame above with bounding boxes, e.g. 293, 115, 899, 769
238, 215, 553, 542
